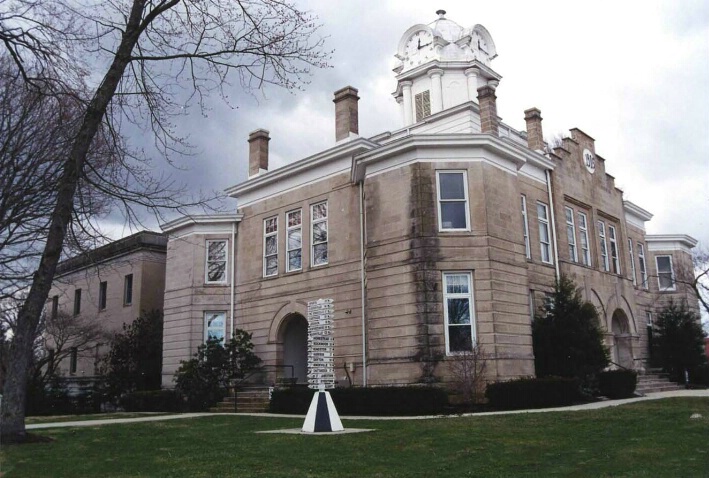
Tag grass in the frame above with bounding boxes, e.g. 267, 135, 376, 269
2, 398, 708, 477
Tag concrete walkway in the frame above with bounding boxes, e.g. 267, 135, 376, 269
26, 389, 709, 430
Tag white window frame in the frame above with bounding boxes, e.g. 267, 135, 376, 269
565, 206, 578, 263
655, 255, 676, 291
578, 212, 591, 267
311, 201, 328, 267
638, 243, 648, 289
442, 272, 476, 355
286, 209, 302, 272
521, 195, 531, 259
204, 311, 227, 344
205, 239, 228, 284
608, 225, 621, 275
436, 171, 470, 232
598, 221, 609, 272
628, 240, 637, 286
537, 202, 552, 264
263, 217, 278, 277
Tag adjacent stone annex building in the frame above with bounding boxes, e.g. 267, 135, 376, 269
156, 11, 698, 389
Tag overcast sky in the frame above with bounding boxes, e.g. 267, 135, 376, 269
113, 0, 709, 249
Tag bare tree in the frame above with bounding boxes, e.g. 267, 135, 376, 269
447, 342, 488, 405
673, 246, 709, 318
0, 0, 329, 440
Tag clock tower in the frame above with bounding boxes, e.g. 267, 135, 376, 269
393, 10, 501, 126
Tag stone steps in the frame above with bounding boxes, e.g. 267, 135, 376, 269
210, 386, 270, 413
635, 372, 684, 395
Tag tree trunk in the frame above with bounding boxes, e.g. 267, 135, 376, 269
0, 2, 147, 441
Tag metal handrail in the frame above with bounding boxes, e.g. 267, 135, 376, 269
608, 361, 632, 372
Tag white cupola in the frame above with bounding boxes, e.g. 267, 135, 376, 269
393, 10, 502, 126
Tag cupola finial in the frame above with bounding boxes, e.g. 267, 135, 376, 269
436, 9, 446, 18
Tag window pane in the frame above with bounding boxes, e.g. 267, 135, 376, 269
446, 274, 469, 294
265, 256, 278, 276
208, 261, 226, 282
447, 298, 471, 325
287, 229, 301, 250
288, 250, 302, 270
313, 243, 328, 265
312, 203, 327, 220
313, 222, 327, 243
656, 256, 671, 272
441, 202, 467, 229
288, 210, 301, 227
439, 173, 465, 200
265, 218, 277, 234
208, 241, 226, 261
265, 235, 277, 255
659, 274, 673, 290
537, 203, 548, 220
448, 326, 473, 353
539, 223, 550, 243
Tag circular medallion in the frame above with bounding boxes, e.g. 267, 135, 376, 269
583, 148, 596, 174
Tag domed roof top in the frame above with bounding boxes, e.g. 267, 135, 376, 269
429, 10, 465, 43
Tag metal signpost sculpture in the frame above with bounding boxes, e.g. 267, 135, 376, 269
302, 298, 344, 433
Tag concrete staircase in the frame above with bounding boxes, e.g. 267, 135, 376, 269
636, 370, 684, 395
210, 386, 271, 413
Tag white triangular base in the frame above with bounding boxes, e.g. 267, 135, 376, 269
301, 391, 344, 433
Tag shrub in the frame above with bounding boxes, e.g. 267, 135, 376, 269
689, 364, 709, 386
119, 390, 184, 412
653, 301, 708, 383
270, 386, 449, 416
598, 370, 637, 398
174, 330, 261, 411
485, 377, 582, 410
532, 276, 609, 387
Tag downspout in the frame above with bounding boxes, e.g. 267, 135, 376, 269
545, 170, 560, 281
359, 181, 367, 386
230, 221, 236, 337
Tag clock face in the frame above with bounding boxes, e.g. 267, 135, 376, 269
471, 32, 489, 63
405, 30, 433, 57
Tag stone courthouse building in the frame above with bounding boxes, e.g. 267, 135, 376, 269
159, 11, 698, 388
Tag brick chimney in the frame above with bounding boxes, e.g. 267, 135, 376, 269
477, 84, 498, 136
248, 129, 270, 177
333, 86, 359, 142
524, 108, 544, 151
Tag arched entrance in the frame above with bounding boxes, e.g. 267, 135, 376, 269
280, 314, 308, 384
611, 309, 634, 369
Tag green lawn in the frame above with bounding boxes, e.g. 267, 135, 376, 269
3, 398, 708, 477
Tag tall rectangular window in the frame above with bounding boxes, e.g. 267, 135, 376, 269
206, 240, 228, 284
311, 202, 328, 266
565, 206, 578, 263
608, 225, 621, 274
638, 243, 648, 289
263, 217, 278, 277
124, 274, 133, 305
598, 221, 609, 272
204, 311, 226, 344
521, 195, 531, 259
70, 347, 78, 374
537, 202, 552, 264
51, 295, 59, 320
655, 255, 675, 291
628, 240, 637, 286
286, 210, 302, 272
99, 281, 107, 310
578, 212, 591, 266
437, 171, 469, 231
442, 272, 476, 354
415, 90, 431, 122
73, 289, 81, 315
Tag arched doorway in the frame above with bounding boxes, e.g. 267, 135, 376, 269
611, 309, 634, 369
280, 314, 308, 384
